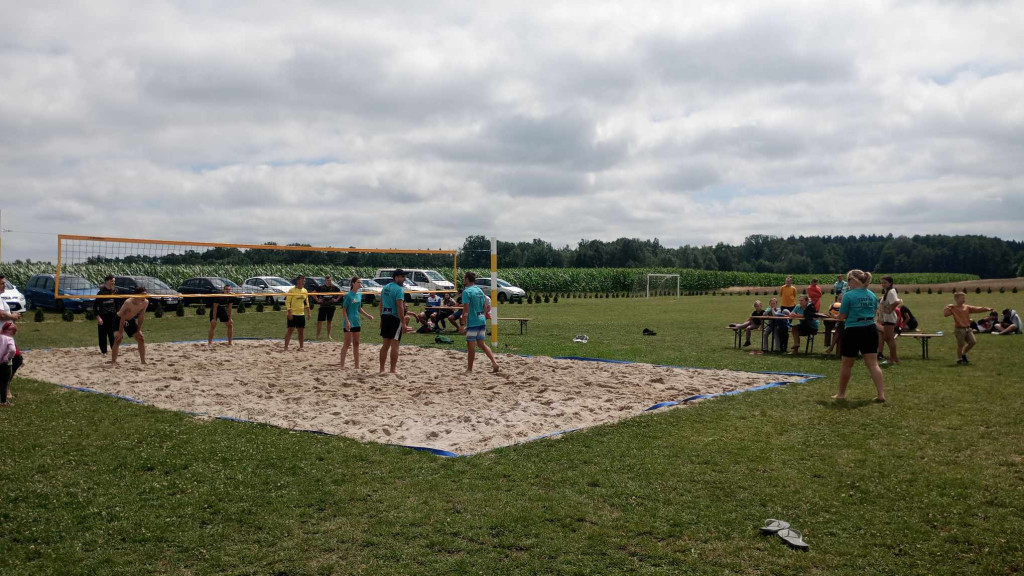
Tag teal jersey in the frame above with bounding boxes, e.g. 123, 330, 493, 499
380, 282, 404, 317
834, 280, 848, 295
839, 288, 878, 328
463, 285, 487, 328
342, 291, 362, 328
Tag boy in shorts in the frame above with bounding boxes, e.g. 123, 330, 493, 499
208, 284, 234, 345
284, 276, 312, 351
943, 293, 996, 364
459, 272, 499, 373
111, 287, 149, 366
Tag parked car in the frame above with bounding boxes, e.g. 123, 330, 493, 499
178, 277, 256, 306
472, 277, 526, 303
1, 281, 26, 312
375, 268, 455, 292
24, 274, 98, 312
372, 277, 430, 303
241, 276, 293, 304
114, 276, 182, 310
338, 277, 382, 304
292, 276, 325, 293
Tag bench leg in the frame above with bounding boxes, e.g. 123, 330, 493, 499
921, 337, 928, 360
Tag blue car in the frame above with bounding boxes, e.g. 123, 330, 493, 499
24, 274, 98, 312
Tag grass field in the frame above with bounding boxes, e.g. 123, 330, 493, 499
2, 294, 1023, 575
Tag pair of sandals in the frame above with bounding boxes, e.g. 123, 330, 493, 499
761, 519, 809, 550
642, 328, 657, 336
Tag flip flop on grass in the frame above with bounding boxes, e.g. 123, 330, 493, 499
777, 528, 809, 550
759, 519, 790, 534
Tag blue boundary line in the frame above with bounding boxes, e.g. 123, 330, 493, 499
36, 344, 822, 458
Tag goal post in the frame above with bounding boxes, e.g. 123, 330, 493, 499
54, 234, 459, 303
646, 273, 680, 298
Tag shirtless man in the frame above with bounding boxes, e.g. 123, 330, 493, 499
111, 287, 149, 366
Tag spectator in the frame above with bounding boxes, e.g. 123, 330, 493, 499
877, 275, 902, 365
764, 297, 789, 354
807, 278, 823, 313
833, 274, 848, 299
0, 321, 21, 405
834, 269, 885, 402
897, 305, 919, 333
779, 275, 797, 312
824, 292, 844, 354
0, 275, 22, 322
972, 311, 999, 333
995, 309, 1022, 335
943, 292, 997, 365
789, 295, 819, 353
729, 300, 765, 348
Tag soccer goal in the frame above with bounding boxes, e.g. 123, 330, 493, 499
646, 273, 680, 298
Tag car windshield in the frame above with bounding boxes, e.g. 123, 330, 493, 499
138, 278, 172, 291
497, 279, 512, 288
265, 278, 291, 287
63, 277, 95, 290
217, 278, 240, 287
424, 271, 446, 281
403, 280, 420, 288
209, 279, 227, 289
361, 279, 381, 288
3, 283, 16, 291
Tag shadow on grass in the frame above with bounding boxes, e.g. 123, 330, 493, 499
815, 398, 879, 410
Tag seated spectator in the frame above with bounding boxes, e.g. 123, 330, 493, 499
995, 309, 1022, 335
972, 311, 999, 333
730, 300, 766, 347
824, 293, 844, 354
789, 295, 819, 353
763, 297, 790, 354
897, 305, 919, 333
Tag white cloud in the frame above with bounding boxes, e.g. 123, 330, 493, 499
1, 0, 1023, 261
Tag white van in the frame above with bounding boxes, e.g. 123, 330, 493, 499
375, 269, 455, 292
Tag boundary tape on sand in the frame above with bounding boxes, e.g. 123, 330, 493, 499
30, 344, 823, 458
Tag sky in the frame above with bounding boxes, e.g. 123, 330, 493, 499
2, 0, 1023, 262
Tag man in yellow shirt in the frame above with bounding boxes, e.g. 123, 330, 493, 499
284, 275, 312, 351
779, 275, 798, 311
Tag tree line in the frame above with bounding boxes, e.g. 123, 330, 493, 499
26, 235, 1019, 279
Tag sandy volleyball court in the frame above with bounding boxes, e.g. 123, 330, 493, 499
20, 341, 802, 455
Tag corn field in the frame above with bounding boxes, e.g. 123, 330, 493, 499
0, 262, 980, 294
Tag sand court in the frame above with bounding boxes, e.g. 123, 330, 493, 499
20, 341, 804, 455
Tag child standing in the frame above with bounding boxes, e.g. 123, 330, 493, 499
943, 293, 997, 364
1, 321, 19, 406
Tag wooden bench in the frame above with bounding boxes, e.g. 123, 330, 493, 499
499, 317, 531, 335
896, 332, 943, 360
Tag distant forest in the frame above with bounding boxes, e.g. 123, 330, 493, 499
59, 234, 1024, 279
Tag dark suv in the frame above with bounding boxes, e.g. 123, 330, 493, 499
24, 274, 97, 312
114, 276, 182, 310
178, 277, 256, 306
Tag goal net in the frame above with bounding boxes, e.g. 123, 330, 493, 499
645, 273, 680, 298
55, 234, 458, 306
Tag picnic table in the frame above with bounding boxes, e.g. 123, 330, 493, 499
499, 317, 531, 335
896, 332, 944, 359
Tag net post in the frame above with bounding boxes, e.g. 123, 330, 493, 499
490, 237, 498, 347
646, 274, 650, 298
55, 235, 63, 301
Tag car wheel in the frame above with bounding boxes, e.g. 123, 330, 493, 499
498, 292, 508, 303
26, 298, 34, 310
405, 294, 412, 303
265, 296, 275, 305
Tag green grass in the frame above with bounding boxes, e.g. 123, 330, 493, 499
2, 294, 1023, 575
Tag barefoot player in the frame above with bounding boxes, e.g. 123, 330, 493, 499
207, 284, 234, 345
284, 275, 311, 351
314, 275, 341, 340
460, 272, 499, 373
111, 287, 149, 366
379, 269, 411, 374
340, 277, 374, 369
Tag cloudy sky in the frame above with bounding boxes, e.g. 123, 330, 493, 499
2, 0, 1023, 261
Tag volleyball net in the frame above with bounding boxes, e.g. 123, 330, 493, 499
55, 234, 460, 303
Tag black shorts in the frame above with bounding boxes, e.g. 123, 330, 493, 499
344, 326, 361, 333
317, 306, 336, 322
287, 315, 306, 329
841, 325, 879, 358
798, 321, 818, 335
380, 315, 403, 341
123, 318, 139, 338
883, 321, 896, 326
210, 308, 230, 323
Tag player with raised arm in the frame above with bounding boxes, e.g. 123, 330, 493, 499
110, 287, 149, 367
